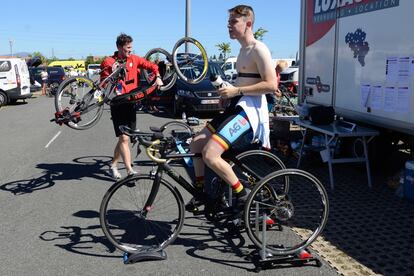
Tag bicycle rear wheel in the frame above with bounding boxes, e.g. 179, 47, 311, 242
143, 48, 177, 91
172, 37, 208, 84
232, 150, 287, 186
212, 150, 288, 206
100, 174, 185, 254
244, 169, 329, 255
55, 76, 104, 130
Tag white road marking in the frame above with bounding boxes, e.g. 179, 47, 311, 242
45, 131, 62, 148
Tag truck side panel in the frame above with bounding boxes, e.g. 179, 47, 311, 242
302, 0, 336, 106
302, 0, 414, 134
335, 0, 414, 134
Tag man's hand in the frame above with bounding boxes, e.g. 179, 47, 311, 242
274, 89, 282, 98
155, 76, 164, 87
218, 84, 238, 99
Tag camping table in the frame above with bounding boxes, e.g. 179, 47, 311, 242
293, 118, 379, 190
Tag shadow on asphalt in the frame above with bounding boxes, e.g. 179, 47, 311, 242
284, 148, 414, 275
39, 210, 118, 258
0, 155, 114, 195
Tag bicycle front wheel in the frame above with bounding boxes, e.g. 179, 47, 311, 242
55, 76, 104, 130
143, 48, 177, 91
245, 169, 329, 255
172, 37, 208, 84
100, 174, 185, 254
161, 121, 193, 145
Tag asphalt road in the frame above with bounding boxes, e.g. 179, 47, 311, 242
0, 95, 339, 275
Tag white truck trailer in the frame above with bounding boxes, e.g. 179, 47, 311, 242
299, 0, 413, 139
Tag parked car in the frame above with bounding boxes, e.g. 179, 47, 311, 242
29, 66, 66, 95
165, 61, 226, 117
0, 58, 31, 106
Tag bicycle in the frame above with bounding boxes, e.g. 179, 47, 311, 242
271, 85, 298, 116
99, 126, 329, 257
53, 37, 209, 130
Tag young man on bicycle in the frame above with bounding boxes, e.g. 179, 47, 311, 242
101, 33, 163, 179
187, 5, 277, 211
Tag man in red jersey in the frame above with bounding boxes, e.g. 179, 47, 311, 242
101, 33, 163, 179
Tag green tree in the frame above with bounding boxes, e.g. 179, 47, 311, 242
254, 27, 268, 41
215, 42, 231, 61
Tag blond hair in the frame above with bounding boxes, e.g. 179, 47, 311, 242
228, 5, 255, 25
276, 60, 289, 73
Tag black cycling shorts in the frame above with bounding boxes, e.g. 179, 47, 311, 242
110, 102, 136, 137
206, 106, 253, 151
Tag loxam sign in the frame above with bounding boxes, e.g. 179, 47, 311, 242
313, 0, 399, 23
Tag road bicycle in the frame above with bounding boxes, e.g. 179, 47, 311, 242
99, 126, 329, 257
53, 37, 209, 130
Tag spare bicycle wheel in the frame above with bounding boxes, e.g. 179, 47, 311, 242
172, 37, 208, 84
143, 48, 177, 91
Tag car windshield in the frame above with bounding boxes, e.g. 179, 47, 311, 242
88, 65, 100, 70
180, 62, 225, 80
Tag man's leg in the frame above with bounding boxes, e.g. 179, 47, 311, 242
185, 127, 212, 211
117, 134, 134, 174
190, 127, 212, 190
203, 138, 247, 199
203, 108, 252, 206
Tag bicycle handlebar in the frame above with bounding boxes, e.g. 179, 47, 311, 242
119, 125, 168, 163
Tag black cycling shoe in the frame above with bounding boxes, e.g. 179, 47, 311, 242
185, 196, 204, 212
232, 188, 251, 213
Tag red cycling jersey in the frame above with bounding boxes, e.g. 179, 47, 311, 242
100, 51, 159, 94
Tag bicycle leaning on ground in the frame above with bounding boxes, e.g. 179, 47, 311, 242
99, 125, 329, 257
52, 37, 209, 130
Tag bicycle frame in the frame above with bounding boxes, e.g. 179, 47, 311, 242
134, 133, 270, 214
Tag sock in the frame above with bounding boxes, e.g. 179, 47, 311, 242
232, 180, 246, 197
195, 176, 205, 190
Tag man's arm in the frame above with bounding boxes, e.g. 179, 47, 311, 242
100, 57, 112, 82
136, 57, 163, 86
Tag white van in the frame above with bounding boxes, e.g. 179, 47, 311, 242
0, 58, 31, 106
87, 64, 101, 81
222, 57, 237, 81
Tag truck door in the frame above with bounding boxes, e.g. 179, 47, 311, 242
301, 0, 337, 106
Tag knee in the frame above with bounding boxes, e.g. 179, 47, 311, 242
118, 135, 129, 144
202, 146, 218, 167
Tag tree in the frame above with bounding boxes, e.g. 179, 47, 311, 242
254, 27, 268, 41
215, 42, 231, 61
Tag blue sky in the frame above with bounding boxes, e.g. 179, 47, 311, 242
1, 0, 300, 59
